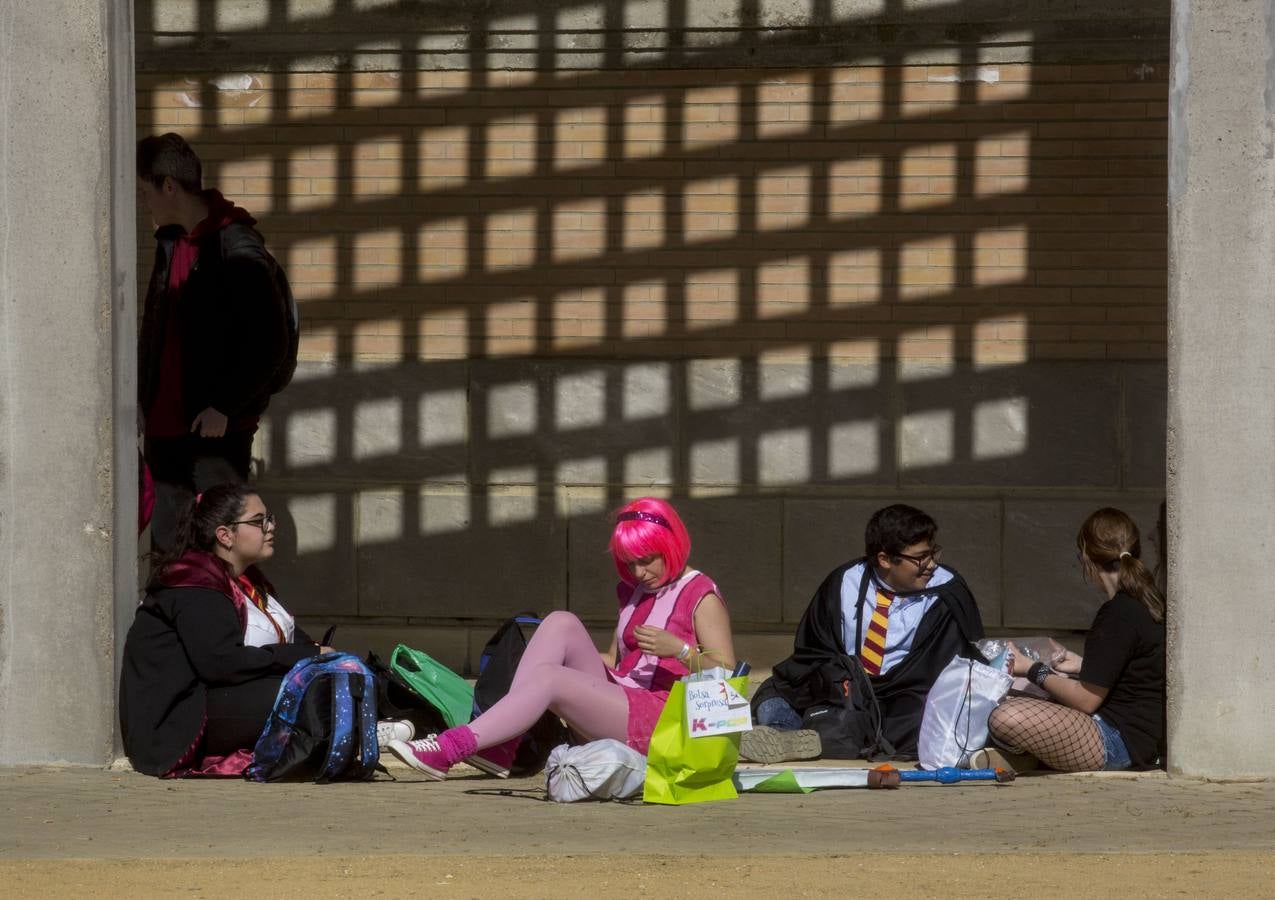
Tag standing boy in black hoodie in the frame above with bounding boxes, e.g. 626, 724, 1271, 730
137, 133, 295, 551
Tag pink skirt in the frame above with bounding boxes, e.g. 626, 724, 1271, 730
620, 685, 669, 755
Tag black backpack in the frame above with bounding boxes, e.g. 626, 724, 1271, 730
220, 226, 298, 396
800, 654, 897, 761
473, 614, 571, 777
365, 650, 451, 738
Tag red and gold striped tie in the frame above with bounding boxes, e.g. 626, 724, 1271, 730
860, 588, 894, 675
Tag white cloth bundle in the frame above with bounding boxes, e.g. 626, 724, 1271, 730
544, 739, 647, 802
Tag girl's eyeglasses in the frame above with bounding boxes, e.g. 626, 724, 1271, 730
227, 513, 276, 532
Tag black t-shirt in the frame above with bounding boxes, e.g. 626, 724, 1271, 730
1079, 591, 1166, 767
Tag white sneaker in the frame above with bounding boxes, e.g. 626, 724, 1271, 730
968, 746, 1038, 773
376, 719, 416, 746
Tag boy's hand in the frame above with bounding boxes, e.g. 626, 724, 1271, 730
191, 407, 228, 437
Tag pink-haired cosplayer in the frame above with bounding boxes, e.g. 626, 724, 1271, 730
386, 498, 736, 779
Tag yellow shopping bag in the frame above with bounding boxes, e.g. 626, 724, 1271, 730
643, 676, 749, 805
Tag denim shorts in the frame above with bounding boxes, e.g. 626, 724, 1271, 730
1093, 713, 1132, 771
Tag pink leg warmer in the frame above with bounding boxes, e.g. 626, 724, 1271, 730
436, 725, 478, 767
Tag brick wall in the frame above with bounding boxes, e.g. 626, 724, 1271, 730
136, 0, 1170, 672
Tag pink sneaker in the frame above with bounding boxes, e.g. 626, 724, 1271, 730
464, 736, 521, 778
386, 737, 453, 780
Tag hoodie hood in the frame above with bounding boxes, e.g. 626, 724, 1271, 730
190, 189, 255, 237
152, 189, 256, 242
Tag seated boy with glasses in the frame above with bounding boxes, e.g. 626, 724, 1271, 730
743, 504, 985, 763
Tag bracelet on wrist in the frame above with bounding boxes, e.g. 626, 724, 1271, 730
1028, 661, 1055, 687
676, 641, 691, 661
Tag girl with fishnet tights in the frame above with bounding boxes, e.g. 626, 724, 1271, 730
986, 508, 1166, 772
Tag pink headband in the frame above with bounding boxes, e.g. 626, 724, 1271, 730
616, 510, 671, 531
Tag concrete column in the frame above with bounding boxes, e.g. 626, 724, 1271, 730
1166, 0, 1275, 779
0, 1, 135, 764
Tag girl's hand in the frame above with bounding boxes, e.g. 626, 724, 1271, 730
1054, 649, 1083, 674
633, 625, 686, 659
1043, 637, 1069, 667
1007, 642, 1034, 677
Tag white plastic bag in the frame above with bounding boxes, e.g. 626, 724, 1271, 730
918, 654, 1013, 770
545, 739, 646, 802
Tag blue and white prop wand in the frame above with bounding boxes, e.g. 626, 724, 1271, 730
871, 764, 1015, 787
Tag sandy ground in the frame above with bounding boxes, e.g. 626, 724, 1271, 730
5, 852, 1273, 899
2, 765, 1271, 898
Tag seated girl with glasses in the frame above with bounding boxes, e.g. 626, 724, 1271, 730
982, 507, 1166, 772
120, 482, 333, 777
385, 497, 737, 780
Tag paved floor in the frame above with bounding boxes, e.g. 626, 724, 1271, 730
2, 764, 1271, 897
2, 764, 1274, 858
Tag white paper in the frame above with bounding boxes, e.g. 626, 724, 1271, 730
684, 678, 753, 737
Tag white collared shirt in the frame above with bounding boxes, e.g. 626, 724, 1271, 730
840, 563, 953, 674
243, 592, 296, 647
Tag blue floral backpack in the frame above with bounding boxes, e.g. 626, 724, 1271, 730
246, 652, 379, 783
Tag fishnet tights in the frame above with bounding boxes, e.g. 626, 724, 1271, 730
988, 697, 1105, 772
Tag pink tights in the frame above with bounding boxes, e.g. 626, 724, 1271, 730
464, 611, 631, 752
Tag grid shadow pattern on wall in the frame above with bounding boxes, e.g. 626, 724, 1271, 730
136, 0, 1169, 650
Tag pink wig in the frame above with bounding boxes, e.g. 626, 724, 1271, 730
609, 497, 691, 587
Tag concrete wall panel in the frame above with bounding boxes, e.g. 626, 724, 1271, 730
781, 498, 885, 622
357, 487, 568, 619
567, 503, 629, 621
1167, 0, 1275, 777
915, 499, 1004, 627
681, 497, 784, 626
0, 2, 122, 765
267, 490, 360, 617
1123, 363, 1168, 490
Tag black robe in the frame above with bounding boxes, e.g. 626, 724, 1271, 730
755, 559, 985, 758
119, 555, 317, 776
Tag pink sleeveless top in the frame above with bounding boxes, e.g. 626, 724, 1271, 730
608, 569, 723, 752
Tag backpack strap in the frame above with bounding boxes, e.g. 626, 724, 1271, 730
317, 671, 355, 784
245, 654, 327, 782
350, 672, 380, 780
852, 565, 870, 661
844, 653, 896, 759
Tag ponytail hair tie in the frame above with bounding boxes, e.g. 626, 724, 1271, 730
1119, 551, 1132, 560
194, 492, 204, 506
